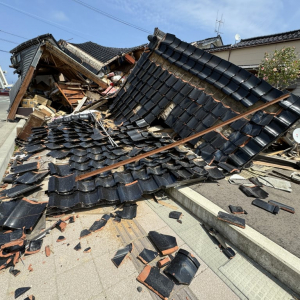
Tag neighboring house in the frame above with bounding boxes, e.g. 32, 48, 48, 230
204, 29, 300, 95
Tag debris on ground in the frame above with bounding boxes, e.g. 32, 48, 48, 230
9, 267, 20, 277
256, 176, 292, 192
148, 231, 178, 255
217, 212, 246, 229
74, 242, 81, 251
45, 245, 51, 257
1, 28, 300, 299
83, 247, 91, 253
164, 249, 200, 285
202, 223, 236, 259
229, 205, 247, 215
268, 200, 295, 213
14, 287, 31, 299
56, 236, 65, 242
111, 243, 133, 268
138, 248, 159, 264
137, 265, 174, 300
157, 256, 171, 268
169, 211, 182, 220
252, 199, 280, 214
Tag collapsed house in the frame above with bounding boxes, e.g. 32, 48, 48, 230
7, 33, 145, 134
3, 26, 300, 224
1, 29, 300, 298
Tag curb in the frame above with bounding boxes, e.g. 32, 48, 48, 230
166, 186, 300, 296
0, 120, 25, 181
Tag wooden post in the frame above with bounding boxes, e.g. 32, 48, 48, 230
7, 66, 35, 121
75, 93, 290, 181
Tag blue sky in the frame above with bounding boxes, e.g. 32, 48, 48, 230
1, 0, 300, 84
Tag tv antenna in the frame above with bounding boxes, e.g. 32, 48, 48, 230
215, 12, 224, 35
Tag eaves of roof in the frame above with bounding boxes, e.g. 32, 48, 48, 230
70, 41, 147, 64
208, 29, 300, 53
10, 34, 59, 54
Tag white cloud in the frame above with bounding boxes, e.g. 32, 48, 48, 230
52, 11, 69, 22
103, 0, 294, 43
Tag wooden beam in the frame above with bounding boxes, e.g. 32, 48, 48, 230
44, 42, 108, 89
55, 83, 74, 110
72, 96, 87, 114
75, 93, 290, 181
7, 66, 35, 121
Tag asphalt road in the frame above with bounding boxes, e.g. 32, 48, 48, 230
0, 96, 9, 127
190, 167, 300, 258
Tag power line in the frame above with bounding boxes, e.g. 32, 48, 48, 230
0, 37, 18, 44
0, 49, 10, 53
0, 2, 87, 40
0, 29, 28, 40
71, 0, 152, 34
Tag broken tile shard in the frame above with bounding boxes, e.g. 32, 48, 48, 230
138, 248, 158, 264
74, 242, 81, 251
111, 243, 133, 268
80, 229, 92, 239
148, 231, 178, 255
56, 236, 65, 242
217, 211, 246, 229
45, 245, 51, 257
83, 247, 91, 253
164, 249, 200, 285
169, 211, 182, 220
15, 287, 31, 299
116, 203, 137, 219
137, 265, 174, 300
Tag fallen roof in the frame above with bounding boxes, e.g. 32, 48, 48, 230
109, 32, 300, 169
69, 41, 146, 65
7, 30, 300, 214
208, 28, 300, 52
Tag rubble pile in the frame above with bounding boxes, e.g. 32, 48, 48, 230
1, 29, 300, 299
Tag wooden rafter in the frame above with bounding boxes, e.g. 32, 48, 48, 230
44, 42, 108, 89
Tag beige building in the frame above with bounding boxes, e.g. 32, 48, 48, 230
193, 29, 300, 95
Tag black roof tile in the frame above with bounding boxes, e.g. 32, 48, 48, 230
70, 41, 145, 64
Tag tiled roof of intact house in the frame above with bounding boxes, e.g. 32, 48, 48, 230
208, 29, 300, 52
70, 41, 146, 64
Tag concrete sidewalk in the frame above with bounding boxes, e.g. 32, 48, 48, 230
190, 169, 300, 258
0, 196, 295, 300
0, 96, 25, 181
167, 186, 300, 297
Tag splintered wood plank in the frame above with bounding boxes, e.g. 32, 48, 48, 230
55, 83, 75, 110
61, 89, 83, 95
